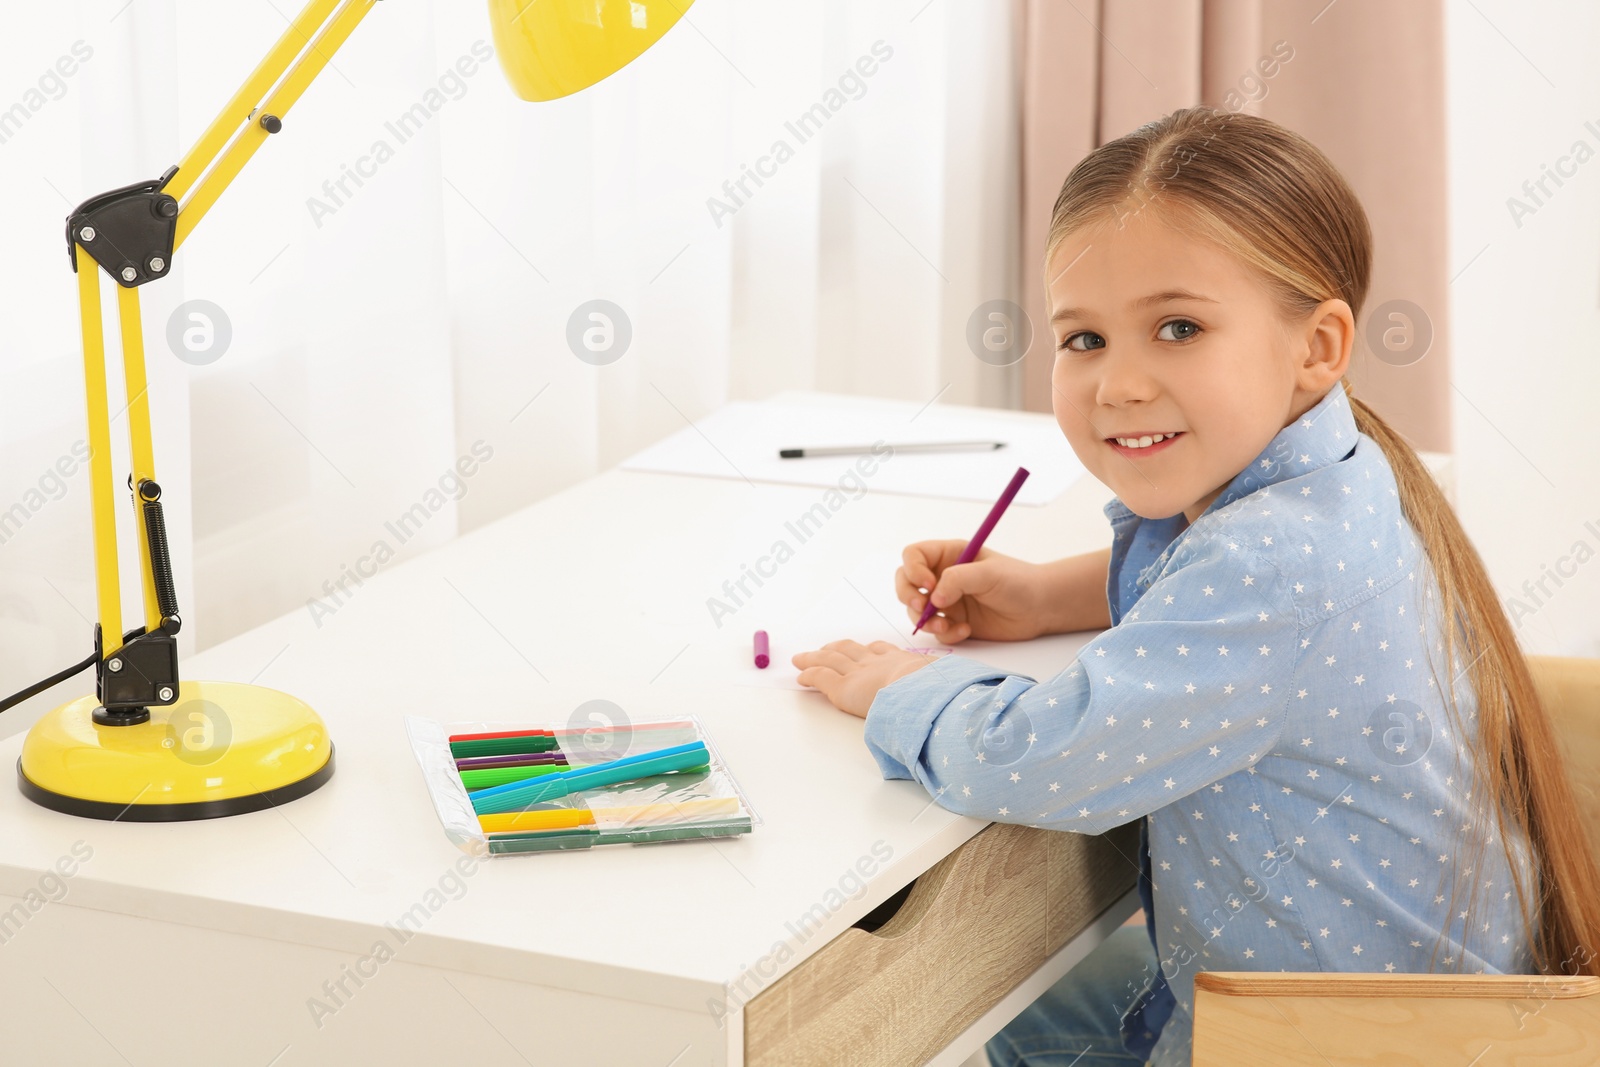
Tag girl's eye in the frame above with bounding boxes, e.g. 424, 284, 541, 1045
1058, 331, 1105, 352
1157, 319, 1201, 342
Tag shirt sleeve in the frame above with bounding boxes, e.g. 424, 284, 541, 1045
862, 535, 1301, 834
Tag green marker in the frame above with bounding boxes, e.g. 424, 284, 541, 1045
450, 735, 559, 759
460, 763, 568, 791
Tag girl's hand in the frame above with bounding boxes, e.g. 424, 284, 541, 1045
897, 541, 1052, 644
791, 640, 933, 718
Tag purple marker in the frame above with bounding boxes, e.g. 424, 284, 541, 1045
913, 466, 1030, 635
454, 752, 570, 771
753, 629, 770, 669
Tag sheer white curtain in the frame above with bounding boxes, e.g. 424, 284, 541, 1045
0, 0, 1019, 729
441, 0, 1022, 526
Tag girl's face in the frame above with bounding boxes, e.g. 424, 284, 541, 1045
1046, 209, 1352, 526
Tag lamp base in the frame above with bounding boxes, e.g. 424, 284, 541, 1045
18, 680, 334, 822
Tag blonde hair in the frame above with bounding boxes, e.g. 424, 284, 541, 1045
1043, 106, 1600, 977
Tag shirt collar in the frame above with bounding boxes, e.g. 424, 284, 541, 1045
1102, 385, 1358, 530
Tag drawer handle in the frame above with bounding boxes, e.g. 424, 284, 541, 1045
852, 879, 916, 933
849, 847, 967, 938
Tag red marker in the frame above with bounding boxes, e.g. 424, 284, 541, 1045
753, 629, 770, 669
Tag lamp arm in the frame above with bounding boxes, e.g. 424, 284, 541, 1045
42, 0, 380, 720
174, 0, 379, 247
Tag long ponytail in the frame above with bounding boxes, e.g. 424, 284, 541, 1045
1344, 384, 1600, 975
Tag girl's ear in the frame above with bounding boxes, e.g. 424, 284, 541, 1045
1297, 298, 1354, 391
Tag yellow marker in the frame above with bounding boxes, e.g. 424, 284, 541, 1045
479, 796, 740, 835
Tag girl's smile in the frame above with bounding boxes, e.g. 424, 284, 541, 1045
1105, 430, 1185, 457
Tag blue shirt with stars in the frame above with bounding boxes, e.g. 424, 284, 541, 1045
863, 385, 1539, 1067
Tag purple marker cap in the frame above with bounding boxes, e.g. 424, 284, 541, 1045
753, 629, 770, 669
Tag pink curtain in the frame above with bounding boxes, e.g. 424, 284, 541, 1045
1019, 0, 1450, 453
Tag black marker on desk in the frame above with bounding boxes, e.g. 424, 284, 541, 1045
778, 440, 1005, 459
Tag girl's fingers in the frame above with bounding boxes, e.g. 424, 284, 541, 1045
795, 665, 842, 698
928, 573, 967, 615
939, 620, 972, 644
821, 639, 871, 661
894, 566, 922, 609
930, 593, 967, 626
794, 648, 857, 673
902, 544, 949, 596
914, 540, 958, 572
905, 591, 934, 621
901, 544, 936, 585
896, 565, 937, 609
913, 602, 966, 633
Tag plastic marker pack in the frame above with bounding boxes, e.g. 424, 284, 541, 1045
406, 715, 758, 856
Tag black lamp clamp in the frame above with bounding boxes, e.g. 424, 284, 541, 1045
65, 164, 181, 288
92, 621, 180, 726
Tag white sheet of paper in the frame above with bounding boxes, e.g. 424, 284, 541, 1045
731, 551, 1100, 691
620, 391, 1087, 506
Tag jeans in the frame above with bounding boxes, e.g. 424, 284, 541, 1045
985, 924, 1158, 1067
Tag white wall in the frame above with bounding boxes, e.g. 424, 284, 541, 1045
1445, 0, 1600, 659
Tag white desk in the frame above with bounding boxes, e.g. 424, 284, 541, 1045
0, 430, 1140, 1066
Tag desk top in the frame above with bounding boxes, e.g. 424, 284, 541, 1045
0, 424, 1118, 1014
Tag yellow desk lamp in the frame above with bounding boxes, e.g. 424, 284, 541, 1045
2, 0, 693, 821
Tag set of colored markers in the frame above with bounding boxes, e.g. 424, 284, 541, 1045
424, 718, 755, 855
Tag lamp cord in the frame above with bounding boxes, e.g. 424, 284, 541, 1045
0, 652, 98, 715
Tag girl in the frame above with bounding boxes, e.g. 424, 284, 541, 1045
792, 107, 1600, 1067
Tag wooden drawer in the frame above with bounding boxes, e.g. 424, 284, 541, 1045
744, 820, 1142, 1066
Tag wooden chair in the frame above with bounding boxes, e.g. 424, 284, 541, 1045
1192, 654, 1600, 1066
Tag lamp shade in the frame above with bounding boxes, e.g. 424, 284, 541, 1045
489, 0, 694, 102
